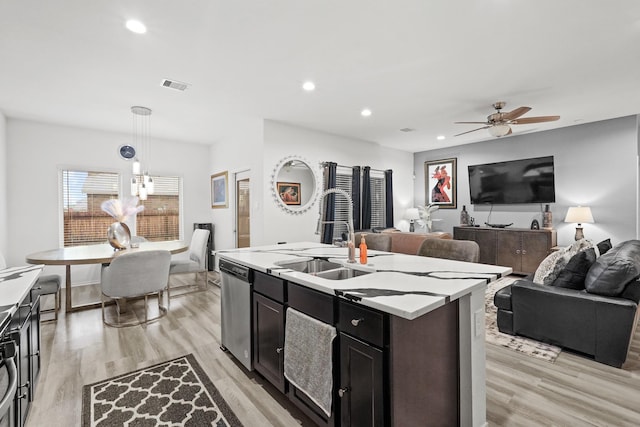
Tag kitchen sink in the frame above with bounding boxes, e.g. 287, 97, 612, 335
315, 267, 370, 280
275, 258, 342, 274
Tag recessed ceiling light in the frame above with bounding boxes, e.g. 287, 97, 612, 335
437, 135, 446, 140
361, 109, 372, 117
302, 81, 315, 91
126, 19, 147, 34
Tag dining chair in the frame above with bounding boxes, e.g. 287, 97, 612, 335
417, 238, 480, 263
100, 250, 171, 327
168, 228, 210, 298
1, 252, 61, 322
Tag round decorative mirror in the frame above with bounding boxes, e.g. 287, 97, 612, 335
271, 156, 320, 214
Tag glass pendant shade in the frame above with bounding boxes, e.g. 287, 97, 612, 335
146, 177, 154, 195
139, 184, 148, 201
130, 177, 138, 196
132, 159, 141, 175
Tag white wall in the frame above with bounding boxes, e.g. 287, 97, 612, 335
0, 112, 7, 257
414, 116, 639, 247
261, 121, 414, 245
6, 118, 212, 284
208, 117, 264, 250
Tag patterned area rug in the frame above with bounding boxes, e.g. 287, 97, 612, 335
82, 354, 243, 427
485, 276, 562, 363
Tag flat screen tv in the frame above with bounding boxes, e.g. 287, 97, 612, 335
468, 156, 555, 204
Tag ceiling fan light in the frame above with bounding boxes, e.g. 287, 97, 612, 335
489, 124, 511, 137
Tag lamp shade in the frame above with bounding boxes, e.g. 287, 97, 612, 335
405, 208, 420, 221
564, 206, 594, 224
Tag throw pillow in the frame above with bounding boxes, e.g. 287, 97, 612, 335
533, 239, 593, 285
585, 240, 640, 297
596, 238, 613, 256
552, 248, 597, 290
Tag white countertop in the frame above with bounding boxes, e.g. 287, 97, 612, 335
0, 264, 44, 317
218, 242, 512, 320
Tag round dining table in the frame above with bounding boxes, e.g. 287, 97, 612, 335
26, 240, 188, 313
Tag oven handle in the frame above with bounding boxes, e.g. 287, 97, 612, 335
0, 357, 17, 417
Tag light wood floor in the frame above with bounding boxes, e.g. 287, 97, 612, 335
27, 279, 640, 427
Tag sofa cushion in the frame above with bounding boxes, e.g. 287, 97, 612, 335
552, 248, 598, 290
585, 240, 640, 297
534, 239, 593, 285
596, 238, 613, 256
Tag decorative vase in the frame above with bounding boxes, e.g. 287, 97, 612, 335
543, 204, 553, 229
460, 205, 470, 226
107, 222, 131, 250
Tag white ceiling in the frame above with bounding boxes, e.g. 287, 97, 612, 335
1, 1, 640, 153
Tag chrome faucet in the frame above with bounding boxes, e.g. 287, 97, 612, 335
316, 188, 356, 263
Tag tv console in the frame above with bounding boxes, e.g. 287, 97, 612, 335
453, 226, 557, 274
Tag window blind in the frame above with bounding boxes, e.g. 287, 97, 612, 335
61, 170, 120, 247
138, 175, 182, 241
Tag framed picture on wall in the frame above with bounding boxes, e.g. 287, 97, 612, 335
424, 158, 457, 209
277, 182, 301, 205
211, 171, 229, 209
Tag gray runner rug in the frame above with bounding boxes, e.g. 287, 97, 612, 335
82, 354, 243, 426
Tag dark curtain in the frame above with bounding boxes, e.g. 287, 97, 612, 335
361, 166, 371, 230
385, 169, 394, 228
351, 166, 361, 231
321, 162, 337, 244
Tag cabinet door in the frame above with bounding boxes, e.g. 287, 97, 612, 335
11, 314, 31, 427
253, 293, 286, 392
496, 231, 522, 272
521, 232, 551, 273
339, 333, 384, 427
474, 229, 497, 265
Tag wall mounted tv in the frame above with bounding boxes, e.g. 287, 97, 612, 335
468, 156, 556, 204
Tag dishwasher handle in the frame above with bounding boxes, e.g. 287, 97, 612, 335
219, 259, 252, 282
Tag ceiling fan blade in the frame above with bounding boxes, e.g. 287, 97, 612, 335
502, 106, 531, 121
454, 126, 490, 137
454, 121, 488, 124
511, 115, 560, 124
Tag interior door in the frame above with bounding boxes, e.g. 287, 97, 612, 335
236, 173, 250, 248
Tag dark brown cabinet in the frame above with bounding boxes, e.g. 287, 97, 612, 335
454, 226, 556, 274
338, 299, 386, 427
7, 290, 41, 427
252, 272, 286, 393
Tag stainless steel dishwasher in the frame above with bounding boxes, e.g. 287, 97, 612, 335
219, 258, 253, 371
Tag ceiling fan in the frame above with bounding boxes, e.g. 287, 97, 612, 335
454, 102, 560, 137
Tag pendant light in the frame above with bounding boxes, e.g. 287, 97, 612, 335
129, 106, 154, 200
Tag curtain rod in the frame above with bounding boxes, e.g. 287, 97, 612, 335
323, 162, 389, 173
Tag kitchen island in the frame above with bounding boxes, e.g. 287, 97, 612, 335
218, 242, 511, 427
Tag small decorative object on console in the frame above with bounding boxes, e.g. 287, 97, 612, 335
485, 222, 513, 228
531, 219, 540, 230
460, 205, 470, 225
543, 204, 553, 229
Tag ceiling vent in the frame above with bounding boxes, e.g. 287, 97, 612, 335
161, 79, 190, 91
399, 128, 416, 132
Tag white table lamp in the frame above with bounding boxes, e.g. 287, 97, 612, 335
564, 206, 594, 240
405, 208, 420, 232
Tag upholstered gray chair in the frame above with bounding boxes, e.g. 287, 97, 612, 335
168, 228, 210, 297
417, 239, 480, 263
1, 252, 61, 322
354, 232, 392, 252
100, 250, 171, 327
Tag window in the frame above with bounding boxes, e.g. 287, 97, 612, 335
60, 170, 120, 247
325, 166, 386, 240
137, 175, 182, 241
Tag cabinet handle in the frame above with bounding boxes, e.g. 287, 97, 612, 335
515, 249, 521, 254
276, 347, 283, 354
351, 318, 364, 327
19, 381, 29, 389
338, 387, 350, 397
18, 392, 28, 400
522, 250, 527, 255
20, 302, 33, 309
